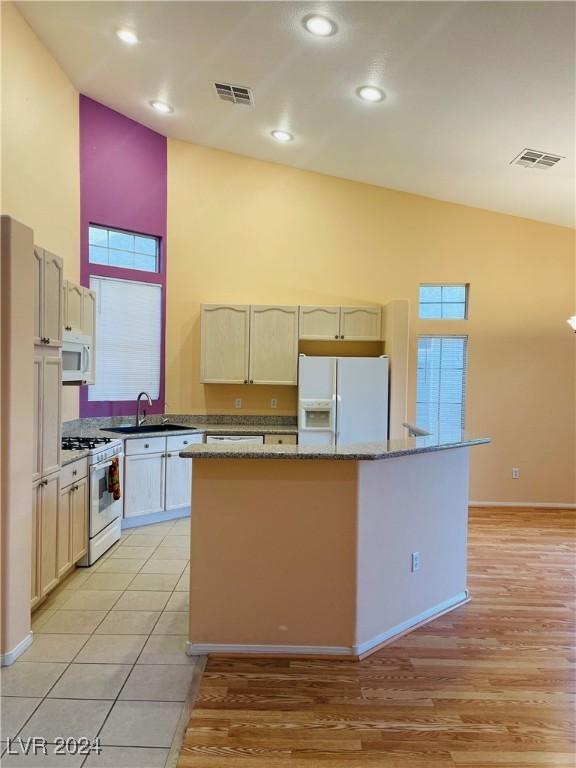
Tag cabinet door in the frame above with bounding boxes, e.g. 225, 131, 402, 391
339, 306, 381, 341
40, 472, 60, 597
58, 486, 73, 578
71, 478, 88, 563
33, 247, 43, 345
42, 251, 63, 346
31, 482, 41, 608
299, 306, 340, 340
81, 288, 96, 384
249, 306, 299, 385
41, 356, 62, 476
200, 305, 250, 383
165, 453, 192, 511
124, 453, 165, 518
65, 281, 83, 334
32, 356, 42, 483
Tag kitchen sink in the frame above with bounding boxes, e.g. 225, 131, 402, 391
102, 424, 197, 435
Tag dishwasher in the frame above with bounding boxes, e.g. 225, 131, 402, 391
206, 435, 264, 445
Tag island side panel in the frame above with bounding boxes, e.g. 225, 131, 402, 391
189, 459, 358, 653
355, 447, 470, 653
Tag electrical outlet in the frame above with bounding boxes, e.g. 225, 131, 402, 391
411, 552, 421, 572
270, 398, 278, 409
512, 467, 520, 479
234, 398, 242, 409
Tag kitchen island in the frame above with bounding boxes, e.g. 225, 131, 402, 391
180, 434, 490, 659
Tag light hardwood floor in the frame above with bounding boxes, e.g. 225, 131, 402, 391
178, 508, 575, 767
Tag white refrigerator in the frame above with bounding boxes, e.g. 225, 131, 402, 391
298, 355, 389, 447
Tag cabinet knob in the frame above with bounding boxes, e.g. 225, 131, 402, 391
144, 443, 149, 448
334, 334, 338, 339
279, 440, 283, 444
243, 379, 248, 384
183, 441, 188, 445
166, 453, 172, 457
250, 379, 254, 384
340, 335, 344, 339
72, 470, 77, 476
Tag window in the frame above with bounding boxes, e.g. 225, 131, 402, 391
88, 276, 162, 402
419, 284, 468, 319
89, 225, 159, 273
416, 335, 468, 441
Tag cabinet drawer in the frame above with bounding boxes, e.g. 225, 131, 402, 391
167, 433, 203, 452
125, 436, 166, 456
61, 458, 88, 488
264, 434, 297, 445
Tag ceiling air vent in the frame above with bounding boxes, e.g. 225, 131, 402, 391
511, 148, 563, 170
214, 82, 253, 106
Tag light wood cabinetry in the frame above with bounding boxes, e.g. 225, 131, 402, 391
63, 280, 83, 333
31, 483, 40, 608
40, 355, 62, 476
33, 247, 43, 345
299, 306, 341, 340
123, 434, 203, 518
263, 434, 298, 445
299, 305, 381, 341
249, 306, 299, 385
201, 304, 250, 384
40, 250, 63, 347
81, 287, 96, 336
71, 478, 88, 563
32, 356, 42, 483
340, 306, 381, 340
201, 304, 299, 385
39, 472, 60, 598
58, 484, 73, 578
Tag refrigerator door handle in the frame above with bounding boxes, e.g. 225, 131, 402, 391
335, 394, 342, 438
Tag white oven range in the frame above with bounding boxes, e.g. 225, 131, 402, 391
62, 436, 124, 566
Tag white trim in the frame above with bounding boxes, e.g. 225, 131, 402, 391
186, 641, 355, 657
185, 591, 470, 659
353, 590, 469, 656
1, 632, 33, 666
122, 508, 190, 530
470, 501, 576, 509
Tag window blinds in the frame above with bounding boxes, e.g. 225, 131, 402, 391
88, 276, 162, 402
416, 335, 468, 441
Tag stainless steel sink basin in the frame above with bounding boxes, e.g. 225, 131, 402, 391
102, 424, 196, 435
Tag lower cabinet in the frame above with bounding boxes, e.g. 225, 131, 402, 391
124, 433, 201, 519
32, 459, 89, 609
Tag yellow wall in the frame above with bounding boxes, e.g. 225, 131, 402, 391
1, 2, 79, 421
167, 140, 575, 505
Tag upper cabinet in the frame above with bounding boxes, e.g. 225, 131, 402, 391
81, 287, 96, 338
299, 306, 341, 340
201, 304, 299, 385
201, 305, 250, 384
63, 280, 83, 334
249, 306, 299, 385
299, 305, 381, 341
339, 306, 381, 341
34, 247, 63, 347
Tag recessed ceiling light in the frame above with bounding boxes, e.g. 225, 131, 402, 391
116, 28, 138, 45
150, 100, 173, 114
356, 85, 385, 103
271, 130, 293, 142
303, 14, 337, 37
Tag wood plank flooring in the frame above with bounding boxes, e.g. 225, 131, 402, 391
178, 508, 575, 767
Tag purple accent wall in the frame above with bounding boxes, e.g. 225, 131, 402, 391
79, 95, 167, 418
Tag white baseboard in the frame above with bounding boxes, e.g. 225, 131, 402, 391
122, 507, 190, 529
185, 591, 470, 659
1, 632, 33, 666
470, 501, 576, 509
186, 641, 355, 657
353, 591, 469, 656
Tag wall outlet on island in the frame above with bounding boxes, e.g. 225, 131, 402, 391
234, 398, 242, 409
270, 398, 278, 409
512, 467, 520, 479
411, 552, 421, 572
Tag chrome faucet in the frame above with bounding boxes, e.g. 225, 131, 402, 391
136, 392, 153, 427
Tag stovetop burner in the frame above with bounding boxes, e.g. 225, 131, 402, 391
62, 436, 113, 451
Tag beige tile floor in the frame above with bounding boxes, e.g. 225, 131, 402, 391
0, 516, 199, 768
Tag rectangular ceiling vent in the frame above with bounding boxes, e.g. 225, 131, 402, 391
511, 148, 563, 170
214, 82, 253, 106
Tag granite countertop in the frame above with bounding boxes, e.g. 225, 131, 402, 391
61, 449, 91, 466
179, 434, 490, 461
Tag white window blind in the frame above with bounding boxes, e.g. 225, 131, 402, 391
416, 335, 468, 441
88, 276, 162, 402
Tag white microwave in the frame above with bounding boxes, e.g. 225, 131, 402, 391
62, 333, 91, 383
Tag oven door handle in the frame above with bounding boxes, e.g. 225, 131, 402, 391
92, 460, 114, 471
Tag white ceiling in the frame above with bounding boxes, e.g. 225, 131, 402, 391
17, 1, 576, 227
